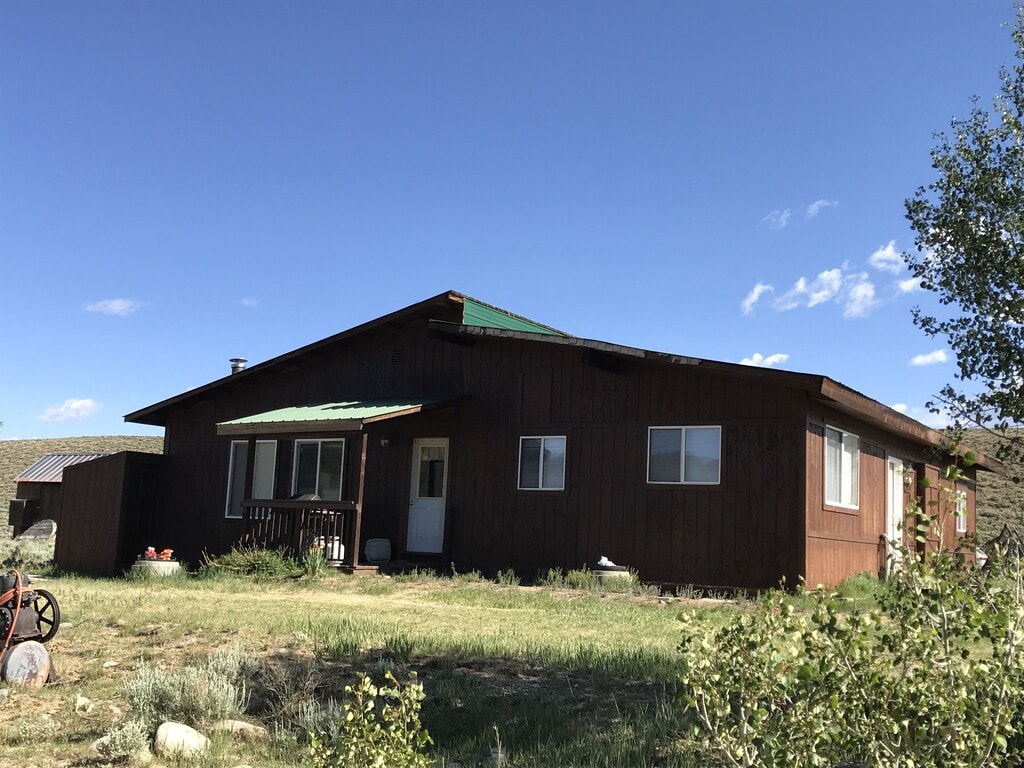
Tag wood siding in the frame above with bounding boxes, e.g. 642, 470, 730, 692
804, 406, 979, 587
55, 452, 163, 576
155, 321, 808, 589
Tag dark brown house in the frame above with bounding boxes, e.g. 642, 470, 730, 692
58, 291, 1000, 587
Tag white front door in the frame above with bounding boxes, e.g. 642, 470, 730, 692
407, 438, 449, 553
886, 457, 905, 569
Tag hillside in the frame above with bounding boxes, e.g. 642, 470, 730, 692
965, 429, 1023, 543
1, 435, 164, 510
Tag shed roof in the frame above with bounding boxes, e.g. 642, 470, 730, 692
216, 397, 463, 436
15, 452, 109, 484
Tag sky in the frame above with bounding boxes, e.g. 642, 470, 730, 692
0, 1, 1017, 439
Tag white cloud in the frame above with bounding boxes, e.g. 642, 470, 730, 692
762, 209, 793, 230
805, 199, 838, 219
740, 352, 790, 368
898, 276, 923, 293
84, 298, 143, 317
741, 282, 774, 315
773, 269, 843, 311
241, 297, 259, 308
38, 398, 100, 422
868, 240, 903, 274
909, 349, 949, 366
891, 403, 909, 414
843, 276, 878, 318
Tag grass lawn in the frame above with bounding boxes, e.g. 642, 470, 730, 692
0, 566, 743, 768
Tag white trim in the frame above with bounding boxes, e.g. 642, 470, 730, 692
517, 435, 567, 491
824, 426, 860, 509
646, 425, 722, 485
224, 440, 278, 519
955, 490, 969, 534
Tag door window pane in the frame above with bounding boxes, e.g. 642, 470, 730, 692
294, 442, 320, 496
418, 446, 447, 498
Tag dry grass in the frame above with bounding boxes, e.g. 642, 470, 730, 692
0, 572, 729, 767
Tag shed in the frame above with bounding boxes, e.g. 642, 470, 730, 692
9, 452, 108, 536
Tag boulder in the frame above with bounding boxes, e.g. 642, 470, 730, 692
211, 719, 270, 741
154, 721, 209, 757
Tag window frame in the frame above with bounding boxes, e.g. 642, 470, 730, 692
291, 438, 346, 501
824, 426, 860, 510
646, 425, 722, 486
224, 439, 278, 519
955, 490, 969, 534
517, 435, 567, 491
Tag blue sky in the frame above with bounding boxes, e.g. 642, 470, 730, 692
0, 2, 1015, 439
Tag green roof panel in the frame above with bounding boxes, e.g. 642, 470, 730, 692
461, 298, 569, 336
216, 398, 457, 436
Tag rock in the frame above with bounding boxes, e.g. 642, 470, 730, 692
102, 660, 120, 669
0, 689, 9, 703
154, 721, 209, 757
74, 694, 93, 713
211, 719, 269, 741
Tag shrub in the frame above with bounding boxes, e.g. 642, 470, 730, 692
122, 656, 248, 732
199, 545, 298, 579
307, 671, 432, 768
679, 471, 1024, 767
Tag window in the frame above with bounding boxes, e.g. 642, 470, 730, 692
647, 426, 721, 485
825, 427, 860, 508
955, 490, 968, 534
292, 439, 345, 500
518, 436, 566, 490
225, 440, 277, 519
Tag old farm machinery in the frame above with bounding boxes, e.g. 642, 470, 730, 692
0, 570, 60, 686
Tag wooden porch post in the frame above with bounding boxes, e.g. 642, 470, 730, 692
351, 433, 368, 567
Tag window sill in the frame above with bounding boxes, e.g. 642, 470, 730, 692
823, 503, 859, 516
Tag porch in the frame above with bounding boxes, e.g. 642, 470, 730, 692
240, 499, 375, 571
220, 398, 462, 570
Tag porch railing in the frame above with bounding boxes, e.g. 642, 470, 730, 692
241, 500, 358, 564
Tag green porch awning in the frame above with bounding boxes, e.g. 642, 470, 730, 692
216, 397, 462, 436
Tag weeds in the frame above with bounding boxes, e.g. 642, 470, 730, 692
198, 545, 298, 580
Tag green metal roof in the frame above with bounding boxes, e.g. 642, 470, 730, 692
216, 398, 459, 436
461, 298, 569, 336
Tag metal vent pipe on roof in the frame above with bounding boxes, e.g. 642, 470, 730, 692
230, 358, 248, 375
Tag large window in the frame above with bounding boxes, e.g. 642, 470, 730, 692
292, 439, 345, 500
825, 427, 860, 508
225, 440, 277, 519
518, 436, 566, 490
955, 490, 968, 534
647, 426, 721, 485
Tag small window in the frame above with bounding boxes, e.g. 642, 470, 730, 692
518, 436, 566, 490
225, 440, 277, 519
292, 439, 345, 500
955, 490, 968, 534
647, 426, 721, 485
825, 427, 860, 508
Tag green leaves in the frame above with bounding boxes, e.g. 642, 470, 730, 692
679, 497, 1024, 767
905, 6, 1024, 462
307, 671, 432, 768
